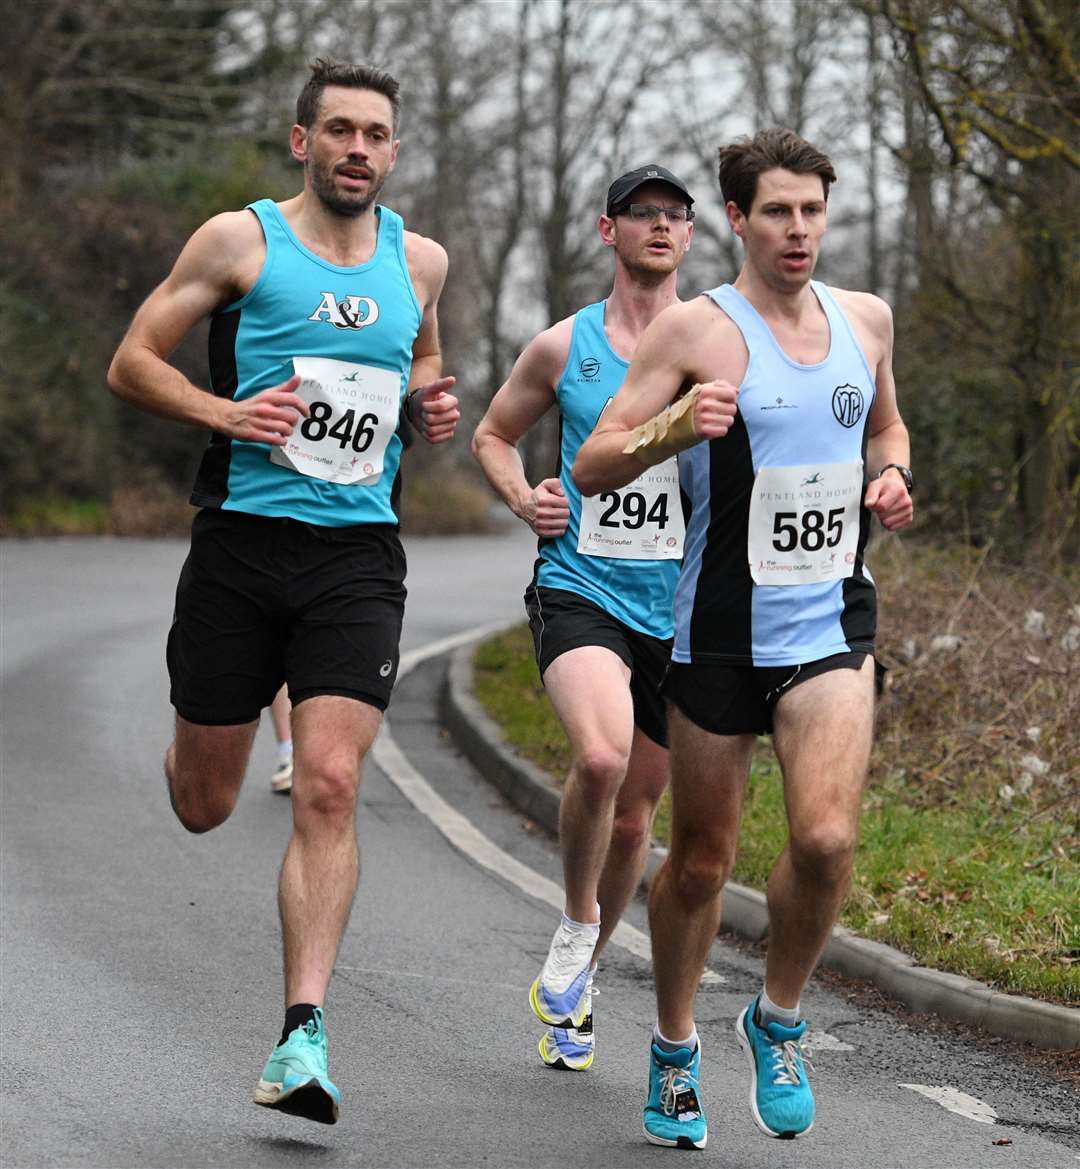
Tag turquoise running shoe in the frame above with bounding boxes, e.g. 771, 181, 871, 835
642, 1040, 707, 1150
735, 997, 814, 1139
254, 1008, 340, 1125
539, 971, 595, 1070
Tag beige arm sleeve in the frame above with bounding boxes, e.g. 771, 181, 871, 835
622, 384, 702, 468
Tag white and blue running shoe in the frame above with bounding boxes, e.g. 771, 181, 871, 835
539, 971, 595, 1070
735, 996, 815, 1138
529, 915, 597, 1028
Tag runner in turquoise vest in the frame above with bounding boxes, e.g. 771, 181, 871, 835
575, 128, 913, 1151
473, 165, 695, 1075
107, 60, 460, 1127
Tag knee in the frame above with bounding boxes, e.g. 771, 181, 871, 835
790, 822, 857, 886
609, 807, 652, 856
668, 840, 735, 909
573, 744, 630, 807
293, 760, 360, 825
167, 778, 233, 834
165, 750, 235, 834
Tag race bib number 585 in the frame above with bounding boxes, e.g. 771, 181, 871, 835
269, 356, 401, 485
747, 461, 863, 585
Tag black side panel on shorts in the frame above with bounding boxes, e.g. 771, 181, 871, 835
190, 310, 241, 509
690, 414, 756, 659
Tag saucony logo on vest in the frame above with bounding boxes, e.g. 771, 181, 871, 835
308, 292, 380, 330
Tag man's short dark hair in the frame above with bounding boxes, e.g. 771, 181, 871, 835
718, 128, 837, 216
296, 59, 401, 133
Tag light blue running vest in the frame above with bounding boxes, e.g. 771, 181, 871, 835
535, 300, 680, 639
674, 281, 877, 666
190, 199, 421, 526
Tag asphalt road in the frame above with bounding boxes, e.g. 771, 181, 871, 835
2, 531, 1077, 1168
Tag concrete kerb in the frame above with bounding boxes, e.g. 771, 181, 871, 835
439, 637, 1080, 1052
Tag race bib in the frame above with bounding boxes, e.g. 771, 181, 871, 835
747, 461, 863, 585
578, 457, 684, 561
269, 356, 401, 485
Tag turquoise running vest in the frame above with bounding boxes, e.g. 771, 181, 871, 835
191, 199, 422, 526
674, 281, 877, 666
535, 300, 681, 639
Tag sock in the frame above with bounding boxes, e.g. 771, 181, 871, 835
756, 987, 800, 1029
562, 910, 600, 934
280, 1002, 318, 1045
653, 1023, 699, 1055
277, 739, 293, 765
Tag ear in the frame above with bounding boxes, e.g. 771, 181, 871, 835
597, 213, 618, 248
726, 200, 745, 240
387, 138, 401, 173
290, 124, 308, 165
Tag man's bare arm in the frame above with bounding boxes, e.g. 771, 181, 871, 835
852, 294, 913, 531
572, 300, 738, 496
403, 235, 459, 444
106, 212, 309, 445
471, 322, 570, 536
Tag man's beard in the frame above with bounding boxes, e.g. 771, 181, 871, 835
309, 157, 387, 217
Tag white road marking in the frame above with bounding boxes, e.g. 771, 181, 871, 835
336, 964, 525, 994
374, 624, 725, 983
900, 1084, 999, 1124
806, 1028, 854, 1051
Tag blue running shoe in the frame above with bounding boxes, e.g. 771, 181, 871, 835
735, 997, 814, 1139
642, 1040, 707, 1150
539, 971, 595, 1070
529, 916, 597, 1027
254, 1008, 340, 1125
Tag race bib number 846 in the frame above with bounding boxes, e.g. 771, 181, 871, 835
269, 356, 401, 485
747, 461, 863, 585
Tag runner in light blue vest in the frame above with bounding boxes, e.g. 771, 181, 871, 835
574, 128, 913, 1151
108, 61, 460, 1128
473, 165, 695, 1075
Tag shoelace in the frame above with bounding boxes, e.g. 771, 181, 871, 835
768, 1036, 814, 1086
659, 1065, 699, 1118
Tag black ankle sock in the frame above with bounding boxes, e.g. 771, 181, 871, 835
280, 1002, 318, 1045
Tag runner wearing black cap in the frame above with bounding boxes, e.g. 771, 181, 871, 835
472, 165, 694, 1072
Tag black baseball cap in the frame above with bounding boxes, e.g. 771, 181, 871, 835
606, 164, 694, 215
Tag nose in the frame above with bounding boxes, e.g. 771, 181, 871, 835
789, 211, 807, 237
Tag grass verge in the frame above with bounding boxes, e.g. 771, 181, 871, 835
473, 543, 1079, 1005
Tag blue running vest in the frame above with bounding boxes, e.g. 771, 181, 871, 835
674, 282, 877, 666
191, 199, 422, 526
535, 300, 680, 639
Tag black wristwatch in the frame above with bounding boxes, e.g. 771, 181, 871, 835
876, 463, 913, 492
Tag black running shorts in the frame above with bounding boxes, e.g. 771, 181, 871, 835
167, 509, 406, 725
663, 651, 884, 737
524, 584, 672, 747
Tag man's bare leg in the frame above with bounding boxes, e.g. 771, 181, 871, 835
650, 708, 754, 1040
543, 645, 636, 926
593, 726, 668, 963
166, 714, 258, 832
279, 695, 382, 1006
765, 658, 874, 1007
